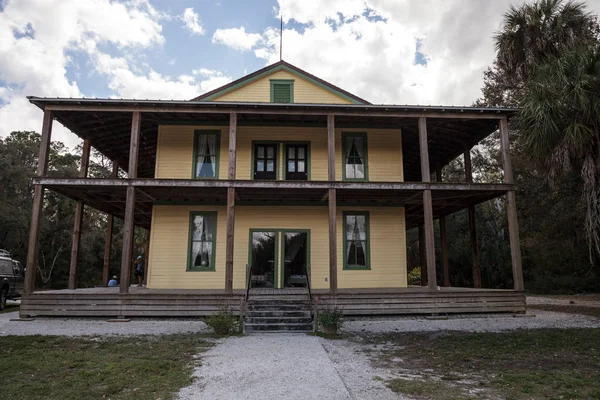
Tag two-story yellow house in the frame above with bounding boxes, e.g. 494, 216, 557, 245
21, 61, 526, 322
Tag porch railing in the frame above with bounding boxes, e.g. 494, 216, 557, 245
305, 263, 312, 301
245, 263, 252, 301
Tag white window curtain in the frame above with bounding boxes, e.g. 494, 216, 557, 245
344, 136, 365, 179
196, 134, 217, 178
346, 215, 367, 266
192, 214, 214, 268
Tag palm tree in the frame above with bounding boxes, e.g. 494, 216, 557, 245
495, 0, 597, 86
517, 45, 600, 258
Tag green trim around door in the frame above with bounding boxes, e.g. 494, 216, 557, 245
283, 141, 311, 181
187, 211, 218, 272
192, 130, 221, 179
342, 211, 371, 270
250, 140, 312, 181
250, 140, 281, 180
341, 132, 369, 182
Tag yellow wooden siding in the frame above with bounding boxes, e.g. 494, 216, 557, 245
156, 125, 403, 182
155, 125, 229, 179
337, 206, 407, 289
335, 128, 403, 182
148, 205, 406, 290
147, 206, 227, 289
213, 70, 353, 104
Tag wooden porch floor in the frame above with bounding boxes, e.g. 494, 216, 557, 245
20, 286, 526, 318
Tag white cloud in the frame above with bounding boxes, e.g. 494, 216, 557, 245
216, 0, 600, 106
212, 26, 262, 51
182, 7, 205, 36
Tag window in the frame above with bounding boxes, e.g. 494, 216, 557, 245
285, 144, 308, 181
342, 133, 368, 181
343, 211, 370, 270
253, 143, 278, 180
188, 212, 217, 271
270, 79, 294, 103
193, 130, 220, 179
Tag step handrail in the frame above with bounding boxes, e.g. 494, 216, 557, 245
305, 263, 312, 301
245, 263, 252, 301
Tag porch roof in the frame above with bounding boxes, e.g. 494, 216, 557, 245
28, 97, 516, 182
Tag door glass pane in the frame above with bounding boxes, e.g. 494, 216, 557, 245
257, 160, 265, 172
267, 147, 274, 158
267, 160, 274, 172
298, 147, 305, 159
298, 160, 305, 173
283, 232, 308, 288
251, 232, 276, 288
257, 146, 264, 158
288, 147, 295, 159
288, 161, 296, 172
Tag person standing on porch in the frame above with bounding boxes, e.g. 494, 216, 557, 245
134, 256, 144, 287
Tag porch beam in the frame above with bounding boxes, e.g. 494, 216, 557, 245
24, 110, 53, 295
418, 117, 438, 291
68, 138, 91, 290
225, 187, 235, 294
436, 166, 450, 287
418, 225, 427, 286
120, 112, 141, 294
328, 188, 337, 294
464, 148, 482, 288
499, 118, 524, 291
102, 162, 119, 286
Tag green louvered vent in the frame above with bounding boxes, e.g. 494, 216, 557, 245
272, 83, 293, 103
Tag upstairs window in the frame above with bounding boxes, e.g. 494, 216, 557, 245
193, 130, 220, 179
342, 132, 368, 181
270, 79, 294, 103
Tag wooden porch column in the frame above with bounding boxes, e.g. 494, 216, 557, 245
143, 228, 150, 285
436, 167, 450, 287
327, 113, 337, 294
418, 225, 427, 286
225, 112, 237, 294
499, 118, 524, 291
418, 117, 437, 290
120, 111, 141, 294
24, 110, 53, 295
464, 148, 482, 288
68, 138, 91, 290
102, 162, 119, 286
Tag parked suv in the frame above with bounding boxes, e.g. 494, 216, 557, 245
0, 249, 24, 310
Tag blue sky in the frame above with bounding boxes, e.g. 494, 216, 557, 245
2, 0, 600, 147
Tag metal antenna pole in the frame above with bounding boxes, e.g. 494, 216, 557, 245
280, 15, 283, 61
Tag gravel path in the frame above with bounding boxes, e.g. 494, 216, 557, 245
528, 295, 600, 307
0, 311, 210, 336
342, 310, 600, 334
177, 334, 400, 400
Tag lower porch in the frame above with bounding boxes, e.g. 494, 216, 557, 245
19, 286, 526, 318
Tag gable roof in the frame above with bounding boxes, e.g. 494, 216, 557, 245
191, 60, 370, 104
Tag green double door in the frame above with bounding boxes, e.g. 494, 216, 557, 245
249, 230, 309, 289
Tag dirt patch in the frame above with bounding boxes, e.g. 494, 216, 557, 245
528, 303, 600, 318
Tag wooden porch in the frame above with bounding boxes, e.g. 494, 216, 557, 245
19, 286, 526, 318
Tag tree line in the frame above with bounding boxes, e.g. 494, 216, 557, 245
1, 0, 599, 292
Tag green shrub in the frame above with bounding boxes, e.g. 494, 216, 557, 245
203, 308, 240, 335
408, 266, 421, 286
317, 308, 343, 331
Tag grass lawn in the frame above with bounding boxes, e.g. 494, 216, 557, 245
364, 328, 600, 400
0, 334, 212, 400
1, 302, 19, 314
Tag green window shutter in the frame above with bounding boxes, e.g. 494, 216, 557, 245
270, 80, 294, 103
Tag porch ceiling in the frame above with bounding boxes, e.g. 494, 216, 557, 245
28, 98, 515, 182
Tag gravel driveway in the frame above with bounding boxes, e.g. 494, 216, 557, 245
177, 334, 400, 400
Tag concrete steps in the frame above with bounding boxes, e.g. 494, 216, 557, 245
244, 297, 313, 333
